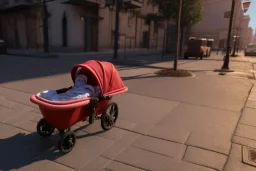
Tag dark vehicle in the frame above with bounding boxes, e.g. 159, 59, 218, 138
245, 44, 256, 56
184, 38, 207, 60
0, 39, 7, 54
206, 39, 214, 57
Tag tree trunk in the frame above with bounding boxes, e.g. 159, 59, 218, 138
162, 19, 168, 59
179, 26, 185, 59
174, 0, 182, 71
134, 15, 138, 48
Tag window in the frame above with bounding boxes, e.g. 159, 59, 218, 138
144, 17, 150, 25
153, 21, 158, 33
128, 15, 132, 27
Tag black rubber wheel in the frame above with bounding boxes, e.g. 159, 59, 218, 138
37, 118, 55, 137
101, 102, 118, 131
58, 131, 76, 154
200, 53, 203, 60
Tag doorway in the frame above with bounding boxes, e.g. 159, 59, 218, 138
142, 31, 149, 48
83, 17, 98, 52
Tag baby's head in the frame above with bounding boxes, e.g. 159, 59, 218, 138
75, 75, 88, 87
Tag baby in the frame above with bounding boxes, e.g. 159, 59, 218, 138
38, 75, 98, 101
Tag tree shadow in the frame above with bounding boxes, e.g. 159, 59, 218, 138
0, 52, 167, 84
0, 122, 105, 171
122, 74, 158, 81
0, 53, 198, 84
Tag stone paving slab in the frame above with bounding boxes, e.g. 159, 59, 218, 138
0, 97, 16, 108
240, 108, 256, 127
147, 125, 190, 144
101, 131, 140, 160
16, 120, 38, 133
0, 87, 37, 108
17, 160, 75, 171
105, 161, 145, 171
0, 123, 55, 171
112, 93, 179, 135
115, 118, 138, 131
131, 123, 155, 135
81, 121, 127, 141
233, 135, 256, 149
157, 102, 240, 155
246, 100, 256, 108
113, 93, 179, 125
0, 99, 34, 123
124, 75, 251, 112
0, 106, 17, 122
114, 146, 216, 171
248, 96, 256, 102
0, 73, 72, 95
235, 124, 256, 141
118, 68, 159, 78
183, 146, 227, 171
38, 130, 114, 170
81, 156, 111, 171
11, 102, 35, 112
223, 144, 256, 171
3, 110, 38, 126
180, 60, 253, 73
30, 114, 43, 123
186, 130, 232, 155
131, 135, 186, 159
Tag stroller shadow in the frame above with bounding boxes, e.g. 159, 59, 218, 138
0, 123, 104, 171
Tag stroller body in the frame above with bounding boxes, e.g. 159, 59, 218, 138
30, 60, 128, 153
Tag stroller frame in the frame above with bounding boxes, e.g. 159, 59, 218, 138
36, 88, 119, 154
32, 60, 127, 154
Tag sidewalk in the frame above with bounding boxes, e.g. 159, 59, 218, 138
6, 48, 164, 59
0, 54, 256, 171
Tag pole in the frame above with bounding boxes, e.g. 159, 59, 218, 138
231, 35, 237, 56
113, 0, 120, 58
222, 0, 235, 70
43, 0, 49, 53
124, 10, 128, 60
237, 36, 240, 53
174, 0, 182, 71
231, 28, 238, 56
161, 19, 167, 60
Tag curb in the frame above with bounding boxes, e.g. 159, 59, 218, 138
5, 53, 59, 58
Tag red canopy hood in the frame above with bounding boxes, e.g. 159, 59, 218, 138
71, 60, 128, 96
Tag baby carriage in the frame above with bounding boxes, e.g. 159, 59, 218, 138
30, 60, 128, 154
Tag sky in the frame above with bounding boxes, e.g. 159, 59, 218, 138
246, 0, 256, 32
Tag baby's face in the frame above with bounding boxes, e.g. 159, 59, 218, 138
75, 75, 87, 86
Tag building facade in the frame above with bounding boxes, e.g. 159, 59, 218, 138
252, 29, 256, 44
188, 0, 245, 49
0, 0, 164, 51
239, 15, 251, 48
246, 27, 253, 45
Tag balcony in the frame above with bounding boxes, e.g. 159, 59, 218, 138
60, 0, 102, 6
123, 0, 143, 9
0, 0, 33, 11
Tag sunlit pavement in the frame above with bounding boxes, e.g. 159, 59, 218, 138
0, 53, 256, 171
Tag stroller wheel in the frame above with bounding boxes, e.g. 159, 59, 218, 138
58, 131, 76, 154
37, 118, 55, 137
101, 102, 118, 131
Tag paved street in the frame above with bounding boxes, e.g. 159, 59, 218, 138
1, 53, 256, 171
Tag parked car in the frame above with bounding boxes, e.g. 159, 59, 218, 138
184, 38, 208, 60
245, 44, 256, 56
0, 39, 7, 54
206, 39, 214, 57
